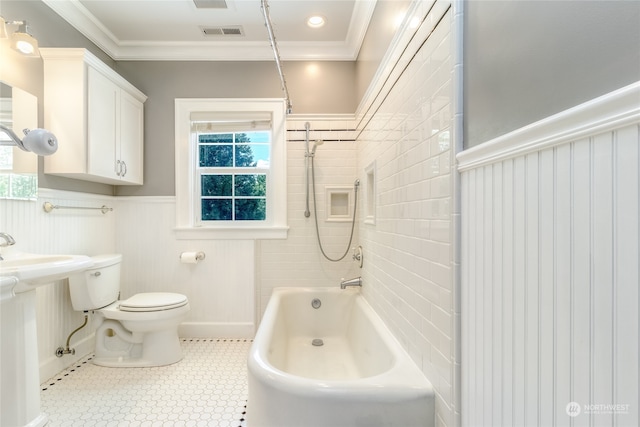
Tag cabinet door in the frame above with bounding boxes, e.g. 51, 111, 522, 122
87, 68, 118, 180
119, 90, 144, 184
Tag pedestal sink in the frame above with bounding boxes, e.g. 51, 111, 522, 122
0, 252, 93, 427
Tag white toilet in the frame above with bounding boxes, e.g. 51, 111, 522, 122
68, 254, 190, 367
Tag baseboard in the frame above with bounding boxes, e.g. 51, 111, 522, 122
179, 322, 255, 339
39, 334, 94, 383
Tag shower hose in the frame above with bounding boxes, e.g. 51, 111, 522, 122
309, 155, 359, 262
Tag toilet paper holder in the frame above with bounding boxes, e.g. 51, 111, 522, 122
179, 251, 206, 263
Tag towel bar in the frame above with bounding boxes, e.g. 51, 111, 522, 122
43, 202, 113, 214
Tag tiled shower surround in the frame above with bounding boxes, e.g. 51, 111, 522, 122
0, 1, 459, 426
261, 4, 459, 425
356, 6, 459, 426
258, 117, 360, 313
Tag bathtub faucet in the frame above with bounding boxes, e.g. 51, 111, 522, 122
340, 277, 362, 289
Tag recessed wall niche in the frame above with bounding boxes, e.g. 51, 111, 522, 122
365, 161, 376, 225
325, 186, 353, 222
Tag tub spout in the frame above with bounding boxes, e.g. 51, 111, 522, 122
340, 277, 362, 289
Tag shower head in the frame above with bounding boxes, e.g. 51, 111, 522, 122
311, 139, 324, 155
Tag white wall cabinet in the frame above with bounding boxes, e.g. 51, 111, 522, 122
41, 48, 147, 185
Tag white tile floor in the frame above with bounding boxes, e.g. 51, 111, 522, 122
41, 339, 251, 427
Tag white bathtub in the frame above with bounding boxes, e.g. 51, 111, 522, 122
247, 287, 435, 427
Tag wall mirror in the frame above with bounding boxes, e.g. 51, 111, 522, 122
0, 81, 38, 200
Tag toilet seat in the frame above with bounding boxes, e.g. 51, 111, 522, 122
119, 292, 188, 312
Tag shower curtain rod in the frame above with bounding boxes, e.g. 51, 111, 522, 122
260, 0, 293, 114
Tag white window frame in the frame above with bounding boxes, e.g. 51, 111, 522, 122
175, 98, 288, 239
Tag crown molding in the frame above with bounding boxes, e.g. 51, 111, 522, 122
42, 0, 376, 61
43, 0, 121, 58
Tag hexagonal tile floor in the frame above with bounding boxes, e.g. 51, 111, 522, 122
41, 338, 251, 426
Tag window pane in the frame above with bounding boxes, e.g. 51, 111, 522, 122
202, 199, 232, 221
235, 174, 266, 197
199, 145, 233, 167
0, 146, 13, 170
0, 174, 8, 197
199, 133, 233, 143
201, 175, 232, 196
195, 129, 271, 224
235, 199, 266, 221
241, 132, 270, 143
235, 144, 270, 167
8, 174, 37, 199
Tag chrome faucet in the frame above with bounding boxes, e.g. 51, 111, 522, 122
0, 232, 16, 260
340, 277, 362, 289
0, 232, 15, 247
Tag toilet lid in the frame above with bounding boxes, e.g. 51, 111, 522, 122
119, 292, 188, 312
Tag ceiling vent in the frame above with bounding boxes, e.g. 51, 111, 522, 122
193, 0, 227, 8
201, 26, 244, 37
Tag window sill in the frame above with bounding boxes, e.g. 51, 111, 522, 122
174, 226, 289, 240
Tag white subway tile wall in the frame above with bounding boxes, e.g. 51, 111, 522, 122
357, 7, 457, 427
257, 117, 361, 316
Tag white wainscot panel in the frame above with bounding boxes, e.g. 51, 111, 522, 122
459, 82, 639, 427
115, 197, 255, 338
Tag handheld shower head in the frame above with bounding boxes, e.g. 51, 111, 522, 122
311, 139, 324, 155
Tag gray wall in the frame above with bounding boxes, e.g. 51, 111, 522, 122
355, 0, 411, 103
464, 0, 640, 148
115, 60, 357, 196
15, 1, 635, 189
1, 0, 116, 195
1, 0, 359, 196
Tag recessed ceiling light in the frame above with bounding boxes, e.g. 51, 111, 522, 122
307, 15, 326, 28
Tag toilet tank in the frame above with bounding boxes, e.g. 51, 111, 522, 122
68, 254, 122, 311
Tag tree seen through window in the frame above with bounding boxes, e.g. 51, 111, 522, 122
198, 131, 269, 221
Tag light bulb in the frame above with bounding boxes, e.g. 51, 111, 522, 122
15, 39, 35, 54
10, 23, 39, 57
307, 15, 326, 28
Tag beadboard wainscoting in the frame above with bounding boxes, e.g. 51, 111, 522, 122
115, 197, 255, 338
1, 189, 117, 382
458, 82, 639, 427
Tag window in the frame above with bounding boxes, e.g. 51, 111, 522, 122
175, 99, 288, 239
0, 147, 38, 200
196, 130, 269, 222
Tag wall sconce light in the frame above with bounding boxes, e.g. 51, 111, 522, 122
0, 16, 40, 57
0, 124, 58, 156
